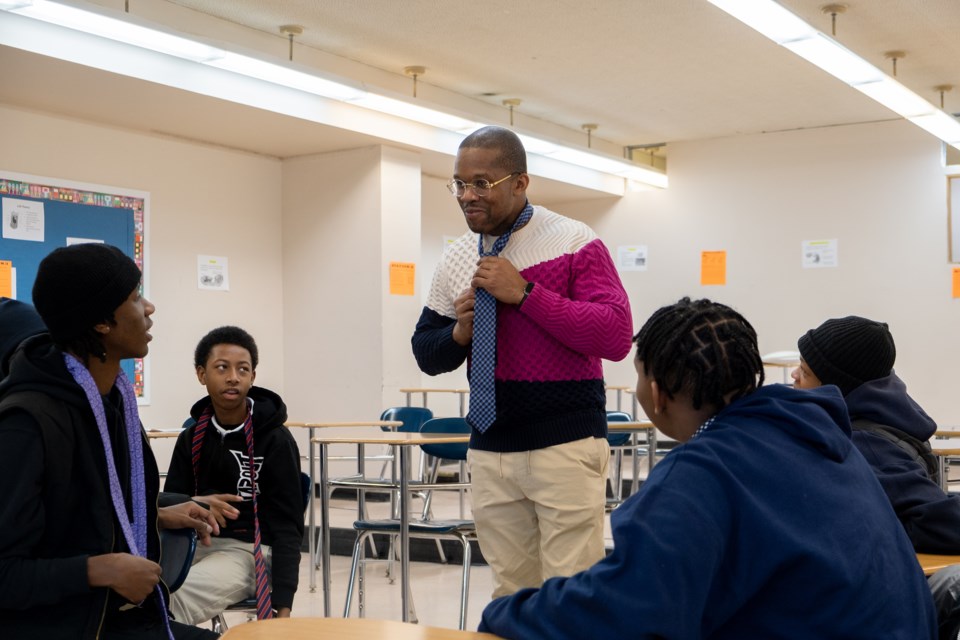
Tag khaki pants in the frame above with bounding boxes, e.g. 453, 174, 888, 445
169, 536, 273, 626
468, 436, 609, 598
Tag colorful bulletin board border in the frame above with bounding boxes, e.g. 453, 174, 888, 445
0, 171, 150, 403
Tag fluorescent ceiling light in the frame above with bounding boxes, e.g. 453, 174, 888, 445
855, 77, 935, 118
707, 0, 960, 150
706, 0, 814, 44
349, 94, 481, 132
208, 52, 364, 101
909, 112, 960, 145
10, 0, 221, 62
781, 34, 883, 85
1, 0, 667, 189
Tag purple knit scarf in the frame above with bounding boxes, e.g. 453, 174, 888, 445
63, 353, 174, 640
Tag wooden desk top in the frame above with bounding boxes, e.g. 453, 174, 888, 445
398, 388, 469, 395
935, 430, 960, 438
917, 553, 960, 576
931, 447, 960, 456
285, 421, 403, 429
607, 421, 655, 431
220, 617, 503, 639
145, 430, 181, 439
312, 432, 471, 446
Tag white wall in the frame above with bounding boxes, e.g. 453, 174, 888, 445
0, 104, 285, 469
5, 103, 958, 455
574, 119, 957, 424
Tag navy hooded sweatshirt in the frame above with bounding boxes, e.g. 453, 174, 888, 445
479, 384, 936, 640
845, 372, 960, 553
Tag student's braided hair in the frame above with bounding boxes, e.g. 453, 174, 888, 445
634, 298, 764, 410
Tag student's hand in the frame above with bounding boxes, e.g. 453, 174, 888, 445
472, 257, 528, 305
87, 553, 161, 603
192, 493, 242, 528
452, 288, 475, 346
158, 501, 220, 546
277, 607, 292, 618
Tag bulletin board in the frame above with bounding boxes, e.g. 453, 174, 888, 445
0, 171, 150, 403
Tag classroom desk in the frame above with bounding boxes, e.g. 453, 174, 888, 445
399, 388, 469, 417
930, 445, 960, 492
917, 553, 960, 576
220, 617, 503, 640
283, 421, 402, 594
311, 432, 471, 620
607, 420, 657, 500
145, 430, 181, 439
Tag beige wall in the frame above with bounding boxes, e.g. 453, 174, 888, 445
0, 104, 286, 469
4, 103, 958, 456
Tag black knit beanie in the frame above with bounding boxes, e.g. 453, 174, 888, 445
797, 316, 896, 396
32, 243, 142, 343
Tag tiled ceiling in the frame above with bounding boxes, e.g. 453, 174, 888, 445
2, 0, 958, 163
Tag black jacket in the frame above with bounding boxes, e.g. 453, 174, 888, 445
0, 335, 166, 639
164, 387, 303, 611
846, 372, 960, 553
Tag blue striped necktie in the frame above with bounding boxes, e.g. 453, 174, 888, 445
466, 204, 533, 433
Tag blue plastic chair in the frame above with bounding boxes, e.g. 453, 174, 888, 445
606, 411, 633, 506
344, 417, 475, 630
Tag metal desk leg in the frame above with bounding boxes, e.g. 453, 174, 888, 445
308, 427, 316, 592
646, 429, 657, 481
400, 445, 412, 622
320, 442, 331, 616
941, 455, 948, 492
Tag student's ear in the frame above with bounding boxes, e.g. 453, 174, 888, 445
250, 370, 256, 384
93, 322, 111, 336
196, 365, 206, 385
650, 379, 668, 416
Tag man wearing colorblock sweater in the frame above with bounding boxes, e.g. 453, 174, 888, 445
412, 126, 633, 598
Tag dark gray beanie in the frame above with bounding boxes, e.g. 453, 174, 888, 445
797, 316, 896, 396
32, 244, 142, 343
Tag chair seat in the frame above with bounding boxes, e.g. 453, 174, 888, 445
353, 518, 475, 535
225, 597, 258, 611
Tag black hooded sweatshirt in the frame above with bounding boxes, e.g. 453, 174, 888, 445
163, 387, 304, 612
0, 334, 166, 638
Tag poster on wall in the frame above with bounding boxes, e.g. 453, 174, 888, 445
197, 255, 230, 291
802, 239, 838, 268
617, 245, 648, 272
0, 171, 150, 404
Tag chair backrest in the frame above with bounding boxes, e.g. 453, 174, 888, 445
380, 406, 434, 433
159, 528, 197, 593
606, 410, 633, 447
418, 417, 470, 461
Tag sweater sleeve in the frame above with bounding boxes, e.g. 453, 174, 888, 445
519, 238, 633, 362
0, 410, 92, 609
259, 428, 305, 612
411, 307, 470, 375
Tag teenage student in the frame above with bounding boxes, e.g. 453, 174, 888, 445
479, 297, 936, 639
0, 243, 218, 639
794, 315, 960, 640
165, 326, 304, 625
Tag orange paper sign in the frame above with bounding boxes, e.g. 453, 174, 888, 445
0, 260, 11, 298
701, 251, 726, 286
953, 267, 960, 299
389, 261, 415, 296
